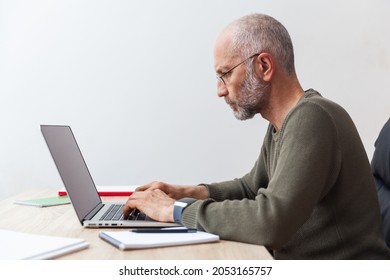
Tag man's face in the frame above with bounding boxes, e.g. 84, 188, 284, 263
214, 35, 269, 120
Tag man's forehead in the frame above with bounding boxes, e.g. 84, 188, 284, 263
214, 30, 233, 54
214, 32, 236, 71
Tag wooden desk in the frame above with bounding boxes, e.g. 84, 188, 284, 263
0, 189, 273, 260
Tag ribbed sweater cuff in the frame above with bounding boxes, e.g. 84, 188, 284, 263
181, 200, 202, 229
204, 183, 225, 201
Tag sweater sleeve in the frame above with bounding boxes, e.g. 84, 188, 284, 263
181, 102, 341, 249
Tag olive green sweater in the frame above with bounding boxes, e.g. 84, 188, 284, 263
182, 89, 390, 259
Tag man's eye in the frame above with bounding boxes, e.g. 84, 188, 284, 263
223, 71, 233, 78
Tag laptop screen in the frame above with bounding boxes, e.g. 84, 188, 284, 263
41, 125, 101, 223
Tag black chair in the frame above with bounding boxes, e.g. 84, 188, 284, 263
371, 118, 390, 247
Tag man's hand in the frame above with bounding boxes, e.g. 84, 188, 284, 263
135, 181, 209, 200
123, 181, 209, 222
123, 189, 175, 222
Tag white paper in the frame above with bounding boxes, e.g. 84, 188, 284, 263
0, 229, 88, 260
99, 229, 219, 250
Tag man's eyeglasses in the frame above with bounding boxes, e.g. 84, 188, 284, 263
216, 53, 259, 85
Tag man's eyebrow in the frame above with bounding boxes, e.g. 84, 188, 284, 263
215, 55, 237, 74
215, 65, 228, 74
215, 68, 223, 75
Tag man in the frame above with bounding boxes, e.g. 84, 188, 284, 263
123, 13, 390, 259
371, 119, 390, 247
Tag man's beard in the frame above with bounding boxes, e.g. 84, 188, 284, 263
226, 65, 270, 121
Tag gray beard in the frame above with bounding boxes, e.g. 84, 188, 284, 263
229, 66, 270, 121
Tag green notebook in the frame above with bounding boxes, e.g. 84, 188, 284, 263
14, 196, 71, 207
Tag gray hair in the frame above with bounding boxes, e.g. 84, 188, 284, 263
229, 13, 295, 75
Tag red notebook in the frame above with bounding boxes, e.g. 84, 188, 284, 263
58, 185, 137, 197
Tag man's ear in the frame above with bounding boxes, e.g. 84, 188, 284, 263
255, 53, 274, 82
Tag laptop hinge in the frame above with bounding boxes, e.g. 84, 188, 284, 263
83, 203, 104, 222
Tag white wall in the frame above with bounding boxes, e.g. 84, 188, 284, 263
1, 0, 389, 200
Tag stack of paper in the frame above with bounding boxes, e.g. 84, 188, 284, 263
0, 229, 88, 260
99, 228, 219, 250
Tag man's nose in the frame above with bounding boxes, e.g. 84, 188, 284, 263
217, 82, 228, 97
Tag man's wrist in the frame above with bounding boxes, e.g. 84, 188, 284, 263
192, 184, 209, 199
173, 198, 196, 224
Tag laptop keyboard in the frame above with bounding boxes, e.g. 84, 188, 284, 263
99, 204, 146, 221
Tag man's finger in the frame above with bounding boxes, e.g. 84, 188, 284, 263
123, 196, 137, 218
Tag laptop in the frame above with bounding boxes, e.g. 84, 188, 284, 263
41, 125, 180, 228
